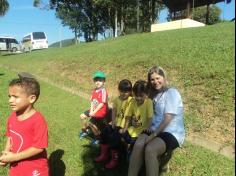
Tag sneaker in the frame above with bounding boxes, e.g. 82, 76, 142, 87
79, 132, 88, 139
91, 139, 99, 145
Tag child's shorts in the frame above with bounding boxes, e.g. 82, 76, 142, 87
89, 117, 108, 131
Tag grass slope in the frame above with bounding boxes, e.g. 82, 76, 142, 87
0, 22, 234, 146
0, 68, 234, 176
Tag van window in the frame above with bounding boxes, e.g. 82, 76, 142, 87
23, 35, 31, 42
9, 38, 19, 44
33, 32, 46, 40
0, 38, 6, 42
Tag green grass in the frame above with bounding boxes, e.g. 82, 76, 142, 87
0, 68, 234, 176
0, 22, 234, 145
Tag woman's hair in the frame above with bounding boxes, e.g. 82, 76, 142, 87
147, 66, 168, 98
9, 77, 40, 100
147, 66, 166, 82
118, 79, 132, 92
132, 80, 148, 97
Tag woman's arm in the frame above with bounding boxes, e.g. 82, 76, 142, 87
153, 113, 173, 136
145, 113, 173, 144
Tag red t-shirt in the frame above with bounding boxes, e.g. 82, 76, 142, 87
90, 87, 108, 118
6, 111, 49, 176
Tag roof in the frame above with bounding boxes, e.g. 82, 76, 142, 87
162, 0, 232, 12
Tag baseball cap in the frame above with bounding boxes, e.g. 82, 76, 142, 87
93, 71, 106, 79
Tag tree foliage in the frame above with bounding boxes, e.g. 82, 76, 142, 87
0, 0, 9, 16
167, 5, 222, 25
49, 0, 164, 41
193, 5, 221, 25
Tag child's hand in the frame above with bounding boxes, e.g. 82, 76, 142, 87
119, 128, 126, 134
0, 151, 17, 163
0, 161, 7, 167
89, 111, 95, 117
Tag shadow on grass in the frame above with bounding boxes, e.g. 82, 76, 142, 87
81, 144, 129, 176
49, 149, 66, 176
0, 73, 5, 76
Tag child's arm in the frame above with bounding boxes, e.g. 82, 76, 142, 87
0, 137, 11, 166
0, 147, 45, 163
89, 103, 104, 117
111, 107, 117, 128
120, 116, 130, 133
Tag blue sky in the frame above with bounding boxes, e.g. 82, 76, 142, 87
0, 0, 235, 45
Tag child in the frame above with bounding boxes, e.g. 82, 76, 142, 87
79, 71, 108, 145
94, 79, 133, 169
121, 80, 153, 160
0, 74, 49, 176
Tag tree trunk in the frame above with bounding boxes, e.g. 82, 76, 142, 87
137, 0, 140, 32
115, 8, 118, 37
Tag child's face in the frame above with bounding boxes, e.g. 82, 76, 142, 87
8, 85, 35, 113
119, 91, 131, 100
134, 93, 146, 105
94, 78, 105, 89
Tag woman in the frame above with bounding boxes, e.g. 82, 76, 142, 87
128, 66, 185, 176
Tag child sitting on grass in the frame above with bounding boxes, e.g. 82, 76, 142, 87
94, 79, 133, 169
79, 71, 109, 145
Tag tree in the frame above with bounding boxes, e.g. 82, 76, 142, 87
193, 5, 221, 25
167, 5, 222, 25
0, 0, 9, 16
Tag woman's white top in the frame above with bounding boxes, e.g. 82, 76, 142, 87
150, 87, 185, 146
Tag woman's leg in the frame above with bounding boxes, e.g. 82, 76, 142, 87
128, 134, 148, 176
145, 137, 166, 176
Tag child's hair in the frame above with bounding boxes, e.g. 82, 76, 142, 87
132, 80, 148, 97
9, 77, 40, 100
118, 79, 132, 92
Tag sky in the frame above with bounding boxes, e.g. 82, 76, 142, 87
0, 0, 235, 45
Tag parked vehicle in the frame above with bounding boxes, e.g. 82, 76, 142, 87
22, 32, 48, 52
0, 36, 21, 52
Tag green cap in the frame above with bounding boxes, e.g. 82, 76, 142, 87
93, 71, 106, 79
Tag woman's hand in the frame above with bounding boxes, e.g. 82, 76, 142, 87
145, 132, 156, 145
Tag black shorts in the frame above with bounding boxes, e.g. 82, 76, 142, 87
84, 110, 107, 130
157, 132, 179, 151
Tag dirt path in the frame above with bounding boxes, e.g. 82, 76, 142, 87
1, 65, 234, 160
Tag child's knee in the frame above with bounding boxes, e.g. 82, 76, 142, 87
80, 114, 87, 120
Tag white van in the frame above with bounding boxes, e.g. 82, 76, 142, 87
0, 36, 21, 52
22, 32, 48, 52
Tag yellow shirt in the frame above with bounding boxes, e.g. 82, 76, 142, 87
112, 96, 133, 128
125, 98, 153, 138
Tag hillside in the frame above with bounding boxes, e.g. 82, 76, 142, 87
0, 22, 234, 146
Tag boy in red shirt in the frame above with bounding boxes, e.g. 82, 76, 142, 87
0, 73, 49, 176
79, 71, 109, 145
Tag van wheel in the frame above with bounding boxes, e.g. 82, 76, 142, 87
12, 47, 17, 52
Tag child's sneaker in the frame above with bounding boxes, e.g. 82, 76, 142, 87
91, 139, 99, 145
79, 131, 88, 139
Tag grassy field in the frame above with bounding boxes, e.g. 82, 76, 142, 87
0, 22, 234, 146
0, 22, 235, 175
0, 68, 234, 176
